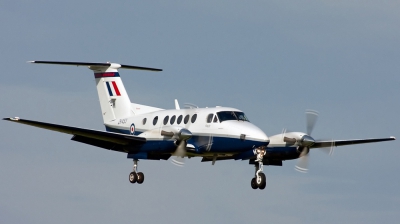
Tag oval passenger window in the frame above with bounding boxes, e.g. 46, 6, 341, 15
177, 115, 183, 124
191, 114, 197, 123
170, 115, 176, 125
163, 116, 169, 125
184, 115, 190, 124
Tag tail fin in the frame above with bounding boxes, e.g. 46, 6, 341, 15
29, 61, 162, 122
92, 64, 132, 122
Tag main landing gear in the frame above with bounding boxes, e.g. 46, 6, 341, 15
251, 148, 266, 190
129, 159, 144, 184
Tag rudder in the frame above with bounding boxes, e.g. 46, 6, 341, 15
90, 64, 132, 122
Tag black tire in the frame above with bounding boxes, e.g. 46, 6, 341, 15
137, 172, 144, 184
129, 172, 137, 184
257, 173, 266, 189
251, 178, 258, 189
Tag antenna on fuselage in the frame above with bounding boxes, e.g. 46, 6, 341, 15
174, 99, 180, 110
184, 103, 199, 109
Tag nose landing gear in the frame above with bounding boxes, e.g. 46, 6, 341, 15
251, 148, 266, 190
129, 159, 144, 184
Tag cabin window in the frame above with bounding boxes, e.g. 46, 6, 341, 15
206, 114, 213, 123
163, 116, 169, 125
170, 115, 176, 125
177, 115, 183, 124
184, 115, 190, 124
153, 116, 158, 125
143, 118, 147, 125
191, 114, 197, 123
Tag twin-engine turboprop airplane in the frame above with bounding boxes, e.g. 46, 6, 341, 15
4, 61, 395, 190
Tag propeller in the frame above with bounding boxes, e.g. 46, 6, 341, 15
294, 110, 319, 173
171, 140, 186, 167
161, 127, 192, 167
316, 139, 335, 156
170, 105, 198, 166
306, 110, 319, 135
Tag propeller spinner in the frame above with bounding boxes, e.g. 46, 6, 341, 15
294, 110, 319, 173
161, 127, 193, 167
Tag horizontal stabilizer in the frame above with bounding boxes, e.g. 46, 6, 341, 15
28, 61, 162, 72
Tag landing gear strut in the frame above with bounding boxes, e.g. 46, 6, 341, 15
251, 148, 266, 190
129, 159, 144, 184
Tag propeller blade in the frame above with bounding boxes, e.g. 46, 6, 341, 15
171, 140, 187, 167
317, 139, 335, 156
171, 156, 185, 167
306, 110, 319, 135
295, 147, 309, 173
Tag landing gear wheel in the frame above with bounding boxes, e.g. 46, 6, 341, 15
251, 178, 258, 189
257, 173, 266, 189
129, 172, 137, 184
137, 172, 144, 184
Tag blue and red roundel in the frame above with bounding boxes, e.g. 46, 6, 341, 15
130, 123, 135, 135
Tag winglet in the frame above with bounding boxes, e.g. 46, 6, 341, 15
390, 136, 396, 140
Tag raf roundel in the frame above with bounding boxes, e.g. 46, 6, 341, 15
130, 123, 135, 135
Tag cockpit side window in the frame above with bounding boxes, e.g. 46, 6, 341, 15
217, 111, 249, 122
206, 114, 213, 123
217, 111, 236, 122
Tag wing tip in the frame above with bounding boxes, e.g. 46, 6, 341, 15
3, 117, 20, 121
390, 136, 396, 140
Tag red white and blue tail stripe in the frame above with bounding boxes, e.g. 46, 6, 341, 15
105, 81, 121, 96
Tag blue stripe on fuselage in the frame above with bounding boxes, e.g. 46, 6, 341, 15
267, 147, 298, 153
104, 126, 267, 154
105, 126, 131, 134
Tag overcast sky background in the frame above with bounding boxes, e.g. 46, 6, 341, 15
1, 1, 399, 223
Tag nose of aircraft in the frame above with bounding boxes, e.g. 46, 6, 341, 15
230, 121, 269, 144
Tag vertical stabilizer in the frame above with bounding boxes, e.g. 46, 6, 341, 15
90, 64, 132, 122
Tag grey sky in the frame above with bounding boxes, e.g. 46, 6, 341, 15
1, 1, 399, 223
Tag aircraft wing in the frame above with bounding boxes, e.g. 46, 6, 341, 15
312, 137, 395, 148
3, 117, 146, 153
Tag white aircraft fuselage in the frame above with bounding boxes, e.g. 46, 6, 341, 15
104, 106, 269, 160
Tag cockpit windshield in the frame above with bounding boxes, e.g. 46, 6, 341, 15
216, 111, 250, 122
